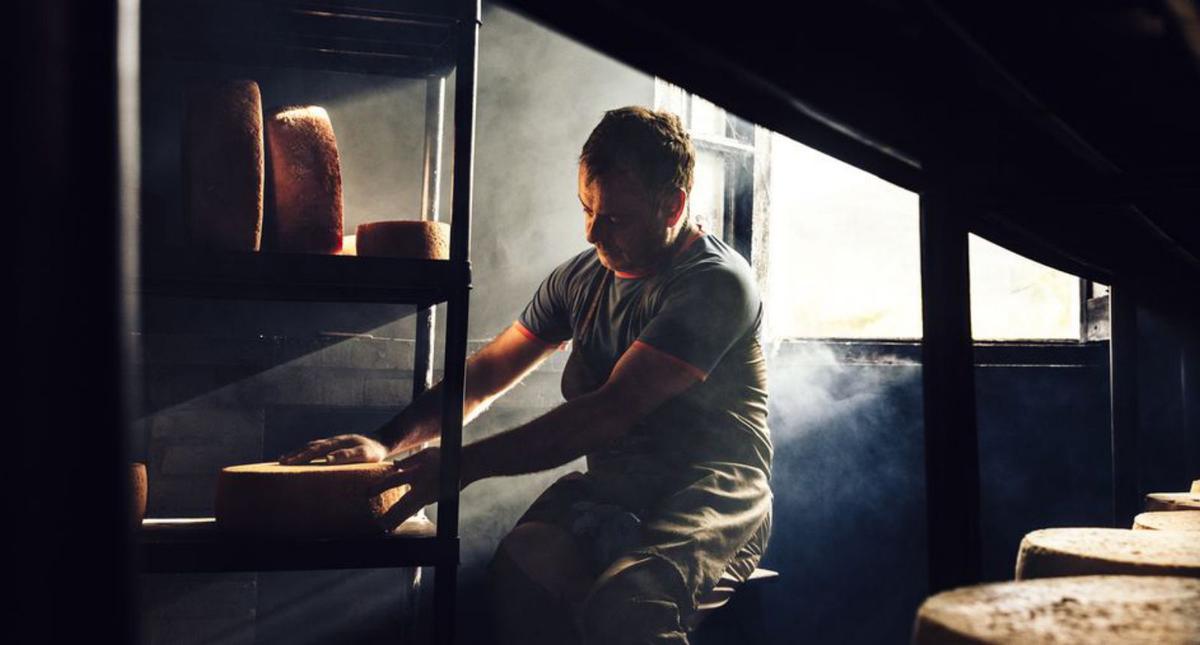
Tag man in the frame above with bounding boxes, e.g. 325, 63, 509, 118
281, 106, 772, 644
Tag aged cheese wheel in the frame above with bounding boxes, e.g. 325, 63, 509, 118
183, 80, 264, 250
264, 106, 344, 253
215, 461, 406, 537
1134, 511, 1200, 532
1146, 492, 1200, 512
913, 575, 1200, 644
355, 221, 451, 259
130, 462, 147, 528
1016, 528, 1200, 580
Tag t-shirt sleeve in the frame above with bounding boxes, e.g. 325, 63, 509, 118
636, 264, 759, 380
517, 261, 575, 345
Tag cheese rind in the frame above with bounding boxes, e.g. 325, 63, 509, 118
215, 461, 407, 537
264, 106, 344, 253
1016, 527, 1200, 580
1146, 492, 1200, 512
355, 221, 451, 259
130, 462, 147, 528
913, 576, 1200, 644
183, 80, 264, 250
1133, 511, 1200, 532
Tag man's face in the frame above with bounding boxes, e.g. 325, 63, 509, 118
578, 164, 672, 274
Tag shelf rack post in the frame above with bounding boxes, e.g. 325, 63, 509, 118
433, 1, 480, 644
414, 76, 448, 399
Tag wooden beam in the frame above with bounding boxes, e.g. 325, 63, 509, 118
1108, 284, 1141, 527
919, 182, 983, 592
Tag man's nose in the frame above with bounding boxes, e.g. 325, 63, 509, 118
586, 214, 604, 244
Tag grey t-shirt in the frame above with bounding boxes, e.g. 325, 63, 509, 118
518, 231, 772, 504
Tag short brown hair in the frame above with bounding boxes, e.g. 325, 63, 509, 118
579, 106, 695, 201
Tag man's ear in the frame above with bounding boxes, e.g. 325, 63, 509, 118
663, 188, 687, 228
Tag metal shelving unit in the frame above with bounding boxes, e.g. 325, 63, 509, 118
135, 1, 479, 643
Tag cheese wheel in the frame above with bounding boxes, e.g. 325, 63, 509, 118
1134, 511, 1200, 532
355, 221, 451, 259
1192, 480, 1200, 494
215, 461, 407, 537
1146, 492, 1200, 512
130, 462, 147, 528
1016, 528, 1200, 580
183, 80, 264, 250
264, 106, 344, 253
913, 576, 1200, 644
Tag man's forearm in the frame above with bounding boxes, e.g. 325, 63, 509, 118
461, 390, 632, 486
377, 336, 550, 453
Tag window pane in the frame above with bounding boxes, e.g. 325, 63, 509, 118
690, 150, 726, 238
766, 134, 921, 339
969, 235, 1082, 340
689, 95, 727, 138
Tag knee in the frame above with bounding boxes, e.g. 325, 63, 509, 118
579, 555, 690, 645
491, 521, 591, 602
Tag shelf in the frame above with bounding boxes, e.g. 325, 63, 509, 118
142, 0, 461, 78
141, 246, 470, 305
138, 517, 454, 573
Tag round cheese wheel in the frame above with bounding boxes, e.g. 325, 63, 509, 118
1146, 493, 1200, 512
183, 80, 264, 251
264, 106, 344, 253
355, 221, 451, 259
1134, 511, 1200, 532
913, 575, 1200, 644
130, 462, 147, 528
1016, 528, 1200, 580
215, 461, 406, 537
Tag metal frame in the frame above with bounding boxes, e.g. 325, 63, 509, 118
432, 3, 480, 643
132, 1, 480, 643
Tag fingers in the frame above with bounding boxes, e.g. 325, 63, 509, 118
278, 435, 355, 465
369, 467, 414, 497
326, 446, 369, 464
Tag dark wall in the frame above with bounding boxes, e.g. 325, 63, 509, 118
751, 342, 1112, 645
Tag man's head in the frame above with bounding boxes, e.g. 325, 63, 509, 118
578, 106, 695, 275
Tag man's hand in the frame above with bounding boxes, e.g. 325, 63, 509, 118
370, 447, 442, 531
278, 434, 389, 465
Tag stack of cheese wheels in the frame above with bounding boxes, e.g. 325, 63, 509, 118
355, 221, 451, 259
183, 80, 264, 250
912, 576, 1200, 644
1145, 491, 1200, 512
264, 105, 344, 253
215, 461, 406, 538
1015, 528, 1200, 579
1134, 511, 1200, 532
130, 462, 147, 528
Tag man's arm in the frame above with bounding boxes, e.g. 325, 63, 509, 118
376, 322, 561, 451
279, 322, 559, 464
462, 341, 699, 484
371, 341, 702, 528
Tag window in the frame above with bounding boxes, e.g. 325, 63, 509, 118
654, 79, 759, 259
655, 80, 1102, 342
